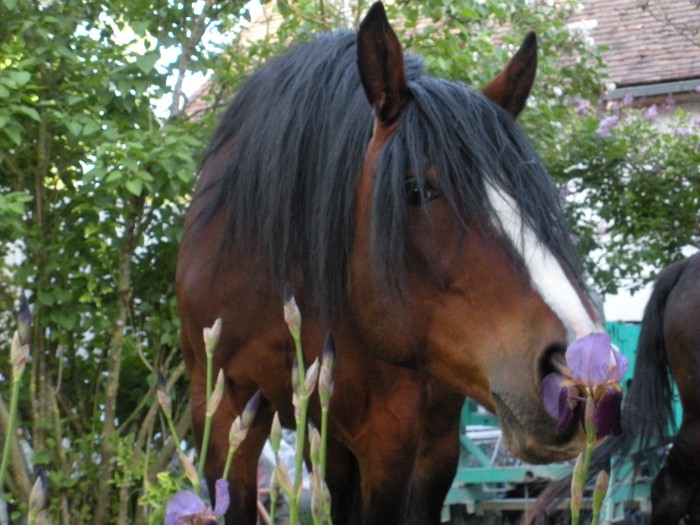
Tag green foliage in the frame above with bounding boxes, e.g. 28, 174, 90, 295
0, 0, 247, 522
549, 97, 700, 294
140, 470, 188, 525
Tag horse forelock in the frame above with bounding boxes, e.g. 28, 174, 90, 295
371, 78, 586, 301
193, 30, 585, 321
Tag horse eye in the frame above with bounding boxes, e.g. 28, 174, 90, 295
405, 179, 439, 206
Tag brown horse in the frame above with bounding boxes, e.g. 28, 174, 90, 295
523, 251, 700, 525
176, 3, 604, 524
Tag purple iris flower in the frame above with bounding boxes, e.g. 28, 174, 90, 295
165, 479, 229, 525
541, 333, 629, 438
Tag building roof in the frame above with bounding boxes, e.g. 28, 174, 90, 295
576, 0, 700, 96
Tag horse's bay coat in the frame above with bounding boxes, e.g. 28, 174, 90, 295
176, 3, 604, 523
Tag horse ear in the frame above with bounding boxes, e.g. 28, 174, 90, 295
482, 32, 537, 118
357, 2, 410, 125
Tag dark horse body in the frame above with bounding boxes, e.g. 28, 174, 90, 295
630, 252, 700, 524
177, 3, 604, 524
524, 251, 700, 525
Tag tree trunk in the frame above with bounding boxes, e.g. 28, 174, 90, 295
30, 118, 51, 486
93, 196, 143, 525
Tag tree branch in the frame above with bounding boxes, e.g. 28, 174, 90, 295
169, 0, 220, 118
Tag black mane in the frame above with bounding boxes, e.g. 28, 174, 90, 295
194, 30, 583, 319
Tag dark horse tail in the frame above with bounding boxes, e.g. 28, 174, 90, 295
623, 259, 687, 446
522, 259, 688, 524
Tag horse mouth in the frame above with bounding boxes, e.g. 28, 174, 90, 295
490, 344, 586, 463
492, 387, 583, 464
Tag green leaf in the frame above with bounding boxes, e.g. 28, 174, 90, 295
33, 450, 50, 466
82, 119, 101, 136
125, 178, 143, 196
3, 124, 22, 145
84, 222, 102, 236
135, 51, 160, 74
49, 470, 78, 489
131, 20, 150, 36
66, 94, 84, 105
459, 7, 479, 19
105, 170, 124, 184
176, 168, 193, 183
65, 119, 82, 136
37, 290, 55, 307
14, 105, 41, 121
54, 288, 72, 302
51, 309, 77, 331
9, 70, 31, 86
136, 170, 153, 182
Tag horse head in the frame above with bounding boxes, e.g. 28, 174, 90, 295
348, 2, 604, 463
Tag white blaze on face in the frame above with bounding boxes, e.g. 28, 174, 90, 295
485, 182, 601, 341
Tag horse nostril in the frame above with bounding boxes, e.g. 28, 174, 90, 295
539, 343, 568, 382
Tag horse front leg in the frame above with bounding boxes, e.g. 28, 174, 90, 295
321, 436, 361, 525
354, 436, 419, 525
348, 381, 422, 525
406, 382, 464, 525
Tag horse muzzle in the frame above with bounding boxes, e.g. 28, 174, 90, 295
491, 389, 587, 464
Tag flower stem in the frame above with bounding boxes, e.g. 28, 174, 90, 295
290, 397, 309, 524
0, 367, 23, 496
570, 453, 584, 525
582, 432, 595, 486
222, 445, 236, 482
163, 406, 182, 450
269, 482, 278, 524
268, 413, 282, 523
197, 350, 214, 484
320, 406, 329, 482
290, 331, 308, 524
571, 407, 598, 525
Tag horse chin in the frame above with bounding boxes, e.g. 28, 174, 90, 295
492, 391, 586, 464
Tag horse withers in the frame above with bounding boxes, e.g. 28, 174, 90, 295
176, 2, 604, 523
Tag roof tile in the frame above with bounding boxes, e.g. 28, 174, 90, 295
576, 0, 700, 86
